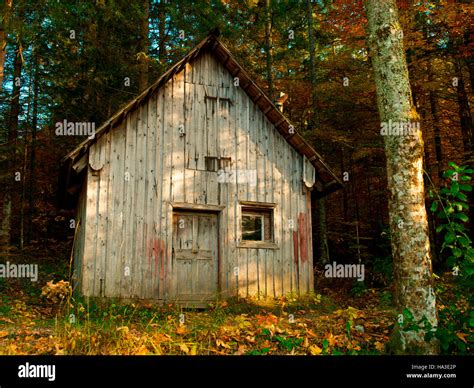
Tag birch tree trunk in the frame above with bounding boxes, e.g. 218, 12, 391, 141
365, 0, 438, 354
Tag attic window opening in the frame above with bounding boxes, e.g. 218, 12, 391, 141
204, 95, 233, 104
205, 156, 231, 172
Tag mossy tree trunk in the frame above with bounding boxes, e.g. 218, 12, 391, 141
365, 0, 439, 354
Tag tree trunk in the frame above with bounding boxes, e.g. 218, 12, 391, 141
454, 59, 473, 162
0, 22, 5, 89
0, 0, 12, 90
264, 0, 273, 101
307, 0, 329, 264
463, 31, 474, 89
138, 1, 149, 92
158, 1, 167, 64
27, 52, 38, 243
366, 0, 438, 354
427, 60, 443, 179
0, 39, 21, 249
306, 0, 317, 130
340, 146, 348, 222
9, 41, 22, 142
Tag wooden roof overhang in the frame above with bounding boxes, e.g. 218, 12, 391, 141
60, 31, 342, 206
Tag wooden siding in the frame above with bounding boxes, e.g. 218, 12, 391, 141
75, 51, 315, 301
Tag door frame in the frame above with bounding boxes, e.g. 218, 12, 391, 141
170, 203, 223, 300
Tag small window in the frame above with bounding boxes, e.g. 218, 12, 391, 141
205, 156, 231, 172
205, 156, 218, 172
242, 207, 273, 242
219, 157, 231, 171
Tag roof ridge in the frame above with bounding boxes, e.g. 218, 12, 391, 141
62, 32, 342, 197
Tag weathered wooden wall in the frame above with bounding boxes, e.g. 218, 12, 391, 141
74, 50, 315, 301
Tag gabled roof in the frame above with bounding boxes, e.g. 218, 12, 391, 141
62, 31, 342, 198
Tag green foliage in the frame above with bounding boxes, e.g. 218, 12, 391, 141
379, 291, 393, 307
398, 308, 421, 332
322, 338, 330, 354
429, 162, 474, 281
425, 301, 472, 354
371, 227, 393, 286
246, 348, 271, 355
426, 162, 473, 354
274, 336, 303, 352
350, 280, 367, 296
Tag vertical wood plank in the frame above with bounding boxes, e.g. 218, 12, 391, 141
282, 136, 292, 295
82, 169, 97, 297
123, 111, 138, 298
133, 106, 146, 298
143, 95, 157, 299
172, 70, 186, 203
107, 123, 125, 297
163, 74, 174, 301
94, 133, 110, 297
156, 86, 165, 299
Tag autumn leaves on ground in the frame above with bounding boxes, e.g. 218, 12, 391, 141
0, 246, 404, 356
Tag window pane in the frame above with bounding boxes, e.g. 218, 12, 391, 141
242, 214, 263, 241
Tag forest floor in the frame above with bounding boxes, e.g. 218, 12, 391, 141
0, 243, 457, 355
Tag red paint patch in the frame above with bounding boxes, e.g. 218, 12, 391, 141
159, 240, 165, 280
293, 230, 300, 285
293, 230, 299, 265
147, 238, 166, 280
298, 213, 307, 263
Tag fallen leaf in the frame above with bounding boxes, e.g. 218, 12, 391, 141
245, 336, 256, 343
456, 332, 468, 344
374, 341, 385, 352
216, 339, 231, 349
309, 345, 322, 355
135, 345, 149, 355
179, 343, 189, 354
325, 332, 337, 347
0, 331, 8, 338
303, 337, 309, 348
306, 329, 317, 338
234, 345, 247, 355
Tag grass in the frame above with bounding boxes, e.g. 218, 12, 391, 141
0, 247, 397, 355
0, 288, 397, 355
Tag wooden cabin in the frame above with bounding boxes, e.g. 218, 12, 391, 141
61, 32, 342, 306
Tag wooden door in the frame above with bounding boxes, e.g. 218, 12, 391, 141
172, 212, 218, 302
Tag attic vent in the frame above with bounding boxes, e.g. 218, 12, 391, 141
205, 156, 231, 172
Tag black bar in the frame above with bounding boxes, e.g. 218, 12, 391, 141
0, 356, 470, 387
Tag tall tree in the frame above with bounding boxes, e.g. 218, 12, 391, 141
264, 0, 274, 101
138, 1, 149, 92
366, 0, 438, 354
0, 0, 12, 89
306, 0, 329, 264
